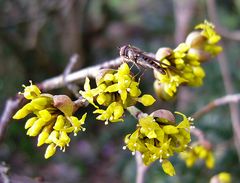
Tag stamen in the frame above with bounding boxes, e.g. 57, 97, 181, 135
190, 125, 195, 129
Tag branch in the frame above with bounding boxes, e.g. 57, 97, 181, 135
192, 94, 240, 120
39, 56, 122, 91
0, 96, 25, 142
63, 54, 81, 98
207, 0, 240, 160
135, 151, 148, 183
0, 55, 123, 142
207, 0, 240, 41
0, 163, 9, 183
127, 106, 148, 183
127, 106, 146, 120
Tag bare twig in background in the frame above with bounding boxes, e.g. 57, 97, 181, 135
0, 96, 25, 142
192, 94, 240, 119
40, 56, 123, 91
173, 0, 197, 44
191, 128, 212, 150
127, 106, 146, 120
135, 152, 148, 183
173, 0, 197, 111
0, 163, 10, 183
207, 0, 240, 41
63, 54, 81, 98
191, 128, 206, 143
127, 106, 149, 183
207, 0, 240, 159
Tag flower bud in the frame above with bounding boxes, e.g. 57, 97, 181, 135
38, 109, 52, 122
23, 83, 41, 100
27, 118, 45, 136
185, 31, 206, 48
58, 131, 70, 147
155, 47, 173, 61
53, 115, 65, 130
53, 95, 74, 116
118, 63, 130, 75
193, 66, 205, 78
97, 93, 107, 105
30, 97, 51, 110
151, 109, 175, 124
103, 73, 114, 82
95, 69, 115, 85
113, 104, 124, 120
210, 172, 231, 183
70, 116, 80, 127
25, 117, 38, 129
48, 130, 59, 144
153, 81, 174, 101
13, 106, 32, 119
37, 130, 50, 146
44, 143, 56, 159
188, 48, 211, 62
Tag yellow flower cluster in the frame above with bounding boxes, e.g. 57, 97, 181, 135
13, 82, 87, 159
154, 21, 222, 100
123, 111, 191, 176
80, 63, 155, 124
210, 172, 231, 183
180, 144, 215, 169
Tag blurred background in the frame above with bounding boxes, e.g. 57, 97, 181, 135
0, 0, 240, 182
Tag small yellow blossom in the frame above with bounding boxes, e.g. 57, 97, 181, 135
154, 21, 222, 100
180, 144, 215, 169
210, 172, 231, 183
124, 111, 191, 176
13, 83, 87, 159
80, 63, 155, 123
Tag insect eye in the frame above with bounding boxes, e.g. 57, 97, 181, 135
127, 51, 134, 59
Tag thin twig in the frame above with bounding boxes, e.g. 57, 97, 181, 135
63, 54, 81, 98
207, 0, 240, 41
0, 163, 10, 183
192, 94, 240, 119
127, 106, 146, 120
191, 128, 212, 150
0, 96, 25, 142
135, 151, 148, 183
126, 106, 148, 183
173, 0, 197, 44
39, 56, 123, 91
207, 0, 240, 160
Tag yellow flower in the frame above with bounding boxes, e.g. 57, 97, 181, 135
180, 144, 215, 169
13, 83, 87, 159
154, 21, 222, 100
124, 111, 191, 176
20, 81, 41, 99
210, 172, 231, 183
80, 63, 155, 123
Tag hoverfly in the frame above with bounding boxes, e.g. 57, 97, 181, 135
119, 45, 177, 75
